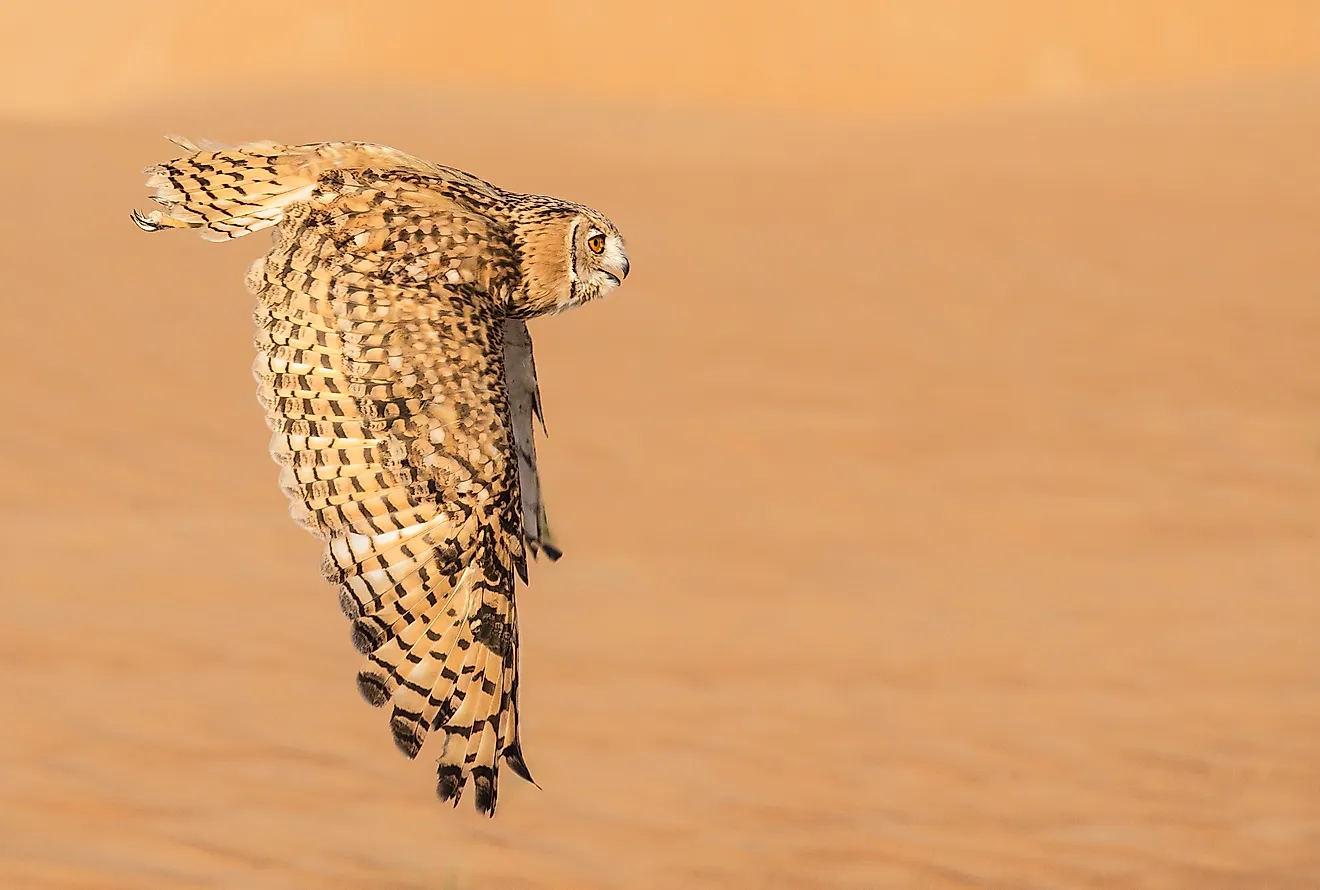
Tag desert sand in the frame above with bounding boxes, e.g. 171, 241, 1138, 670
1, 63, 1319, 890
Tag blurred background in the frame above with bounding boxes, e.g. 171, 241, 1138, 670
8, 0, 1320, 118
2, 2, 1318, 888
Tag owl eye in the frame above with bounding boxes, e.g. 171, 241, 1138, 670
587, 233, 606, 254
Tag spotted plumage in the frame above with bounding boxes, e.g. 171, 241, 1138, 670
132, 137, 629, 815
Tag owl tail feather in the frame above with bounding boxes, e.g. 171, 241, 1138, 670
130, 136, 429, 242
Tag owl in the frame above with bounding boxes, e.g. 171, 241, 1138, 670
131, 137, 630, 815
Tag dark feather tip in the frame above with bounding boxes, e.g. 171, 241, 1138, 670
355, 671, 391, 707
436, 765, 464, 806
389, 713, 423, 759
350, 619, 384, 655
503, 744, 539, 787
472, 766, 497, 817
541, 542, 563, 562
338, 588, 361, 620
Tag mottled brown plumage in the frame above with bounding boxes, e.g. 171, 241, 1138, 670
132, 137, 629, 815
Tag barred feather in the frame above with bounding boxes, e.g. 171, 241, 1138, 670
132, 135, 626, 815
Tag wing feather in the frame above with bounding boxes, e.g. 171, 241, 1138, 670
136, 140, 532, 815
504, 319, 562, 562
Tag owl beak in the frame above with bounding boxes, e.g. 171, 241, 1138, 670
603, 257, 629, 284
602, 256, 629, 286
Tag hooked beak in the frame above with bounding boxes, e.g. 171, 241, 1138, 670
603, 256, 630, 286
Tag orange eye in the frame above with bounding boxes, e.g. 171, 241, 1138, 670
587, 233, 606, 254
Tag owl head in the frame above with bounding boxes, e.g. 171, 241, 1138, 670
510, 198, 629, 315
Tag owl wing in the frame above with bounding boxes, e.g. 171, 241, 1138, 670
135, 140, 533, 815
503, 319, 562, 561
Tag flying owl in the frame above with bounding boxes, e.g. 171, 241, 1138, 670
131, 137, 630, 815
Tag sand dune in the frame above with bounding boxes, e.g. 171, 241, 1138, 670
1, 78, 1319, 887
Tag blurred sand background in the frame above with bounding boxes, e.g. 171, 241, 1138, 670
2, 2, 1319, 888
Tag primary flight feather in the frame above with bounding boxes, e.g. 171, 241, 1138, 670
132, 137, 630, 815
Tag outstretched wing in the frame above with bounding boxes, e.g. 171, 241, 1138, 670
137, 141, 532, 814
256, 177, 533, 815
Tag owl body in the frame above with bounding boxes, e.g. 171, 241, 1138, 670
133, 138, 629, 815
